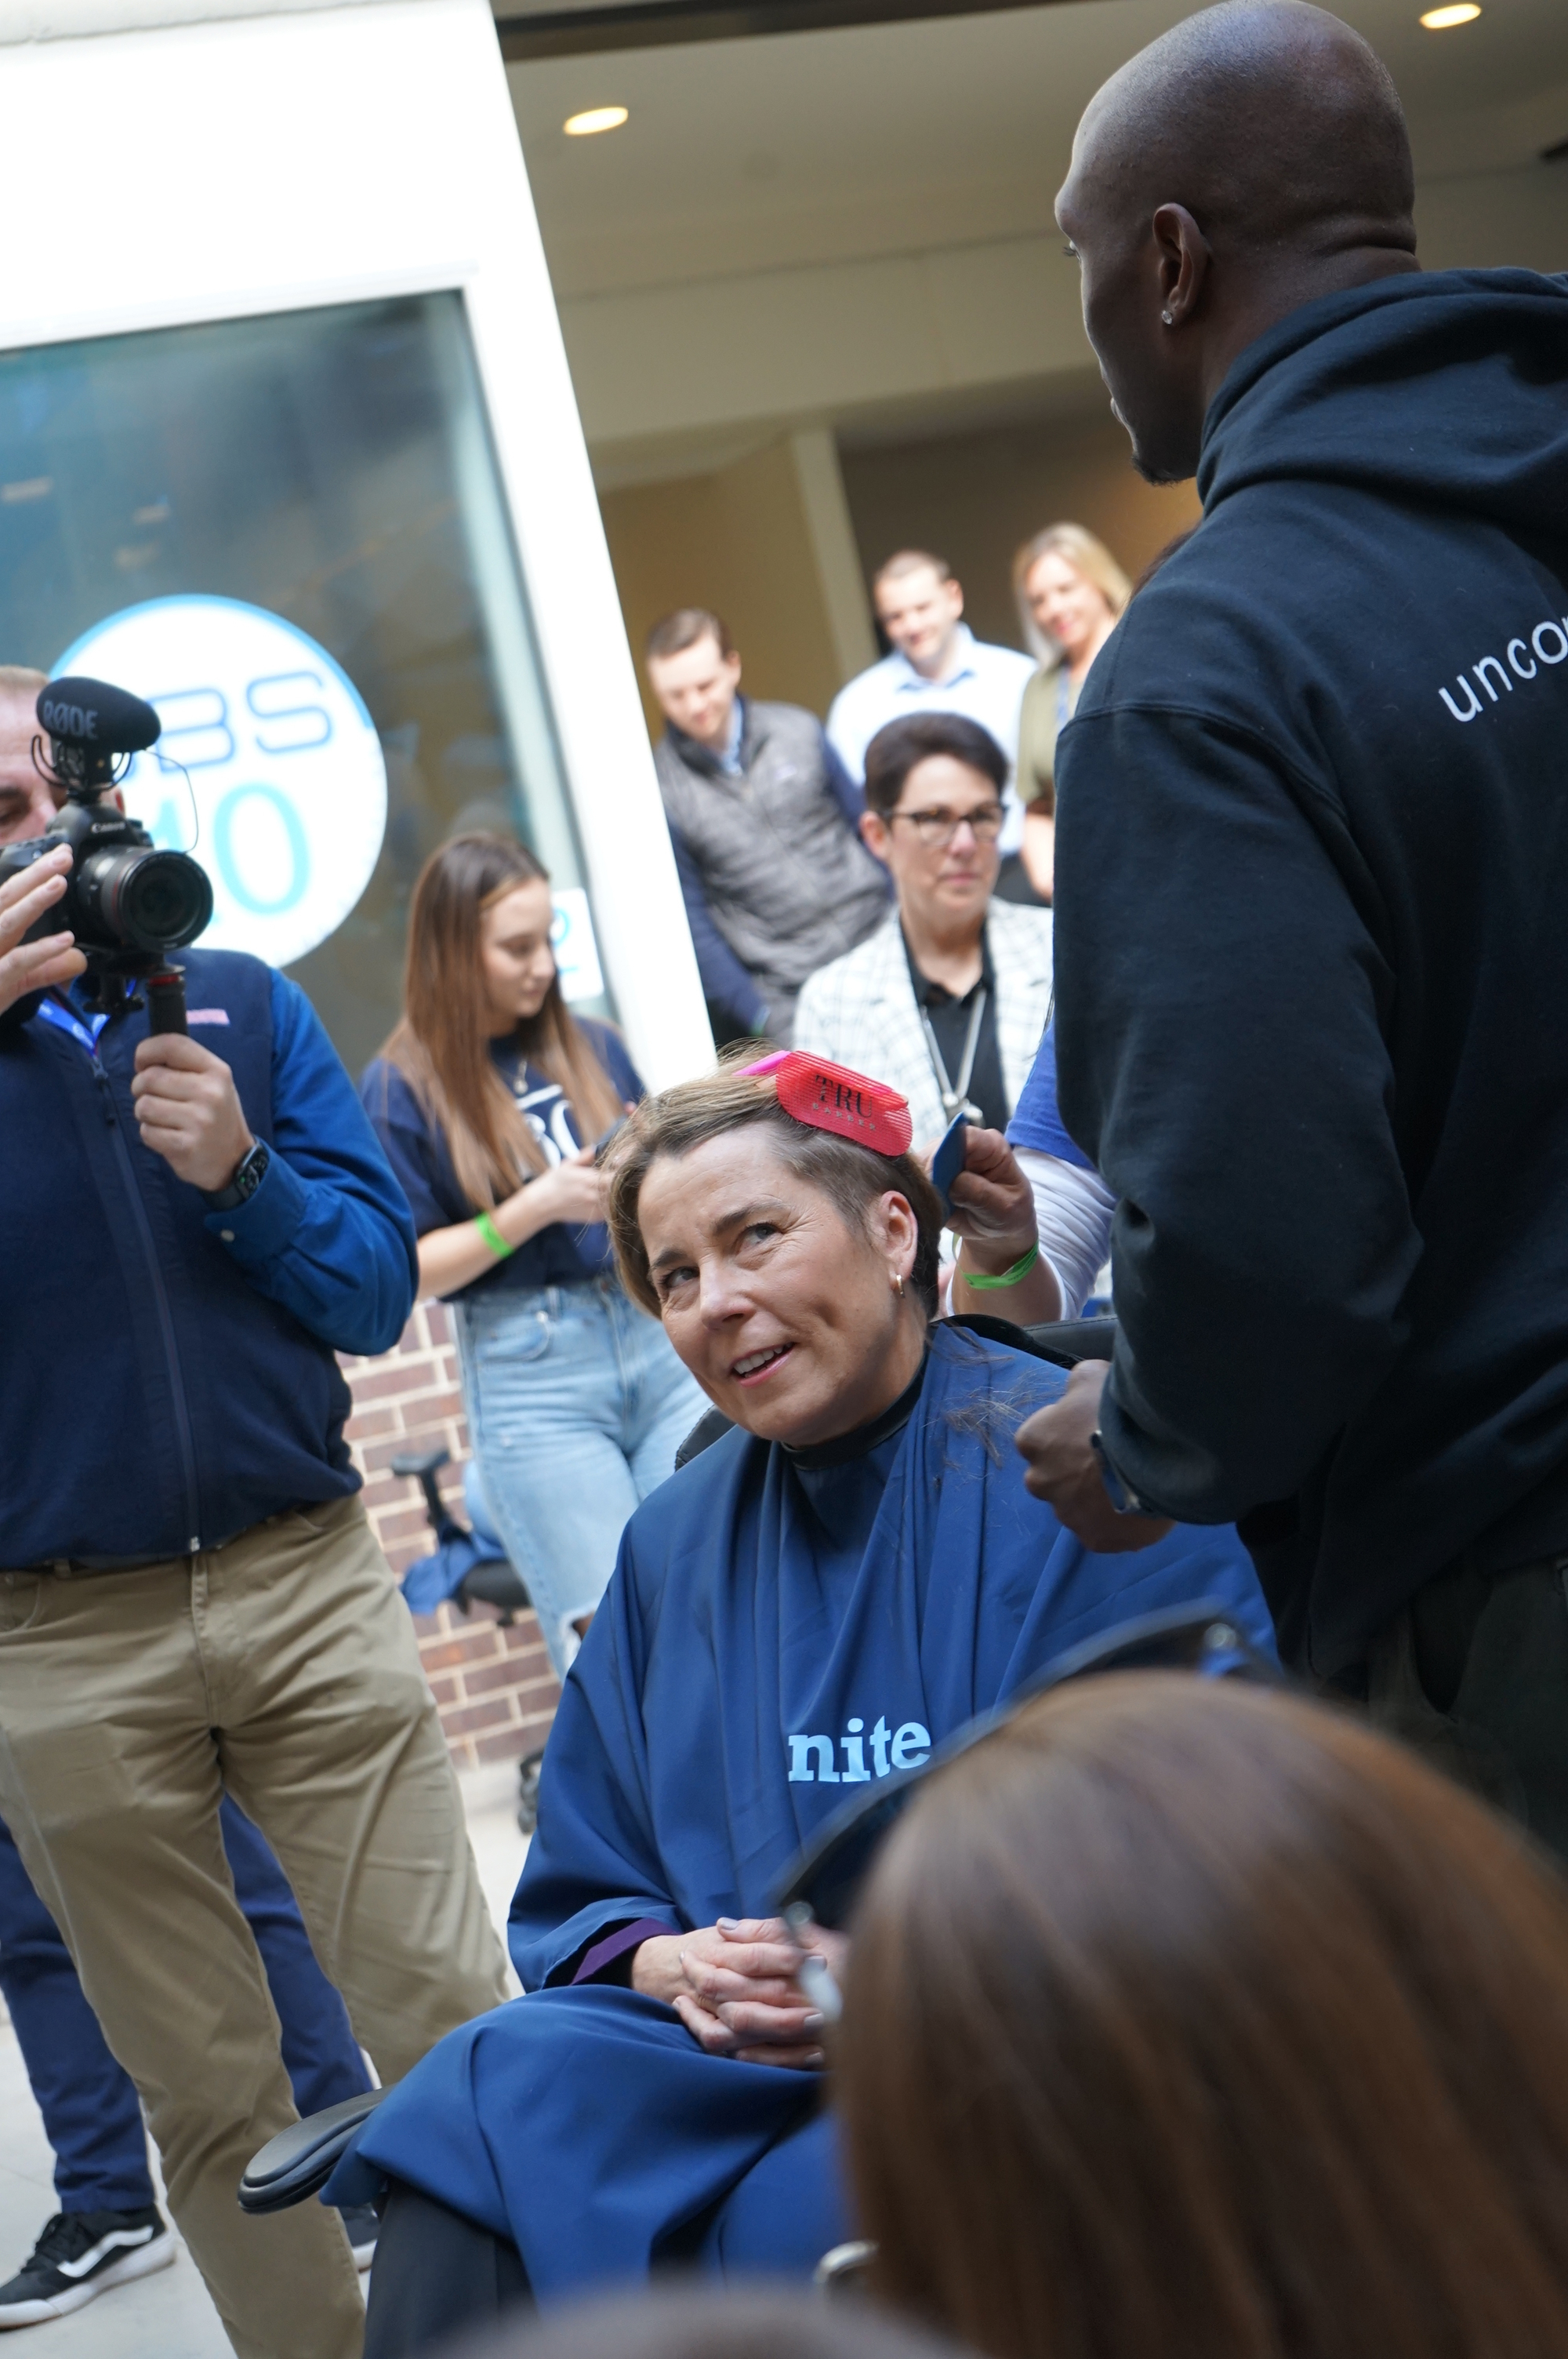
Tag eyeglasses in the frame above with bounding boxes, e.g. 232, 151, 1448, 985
888, 802, 1004, 847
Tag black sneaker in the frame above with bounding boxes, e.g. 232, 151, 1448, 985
0, 2208, 172, 2328
337, 2204, 379, 2271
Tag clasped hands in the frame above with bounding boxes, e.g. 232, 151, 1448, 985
632, 1917, 847, 2071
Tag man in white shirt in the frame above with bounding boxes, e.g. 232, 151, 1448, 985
827, 551, 1036, 854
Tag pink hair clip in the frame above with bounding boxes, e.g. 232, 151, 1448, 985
742, 1049, 913, 1158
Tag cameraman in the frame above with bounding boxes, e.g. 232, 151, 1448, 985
0, 669, 509, 2359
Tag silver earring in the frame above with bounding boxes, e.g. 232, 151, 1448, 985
1161, 309, 1174, 326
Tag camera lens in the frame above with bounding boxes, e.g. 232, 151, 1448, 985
82, 847, 215, 951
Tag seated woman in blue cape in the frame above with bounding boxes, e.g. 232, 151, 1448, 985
343, 1051, 1274, 2355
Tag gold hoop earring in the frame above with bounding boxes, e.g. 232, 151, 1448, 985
892, 1272, 905, 1298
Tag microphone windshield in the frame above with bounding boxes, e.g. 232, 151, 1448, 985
38, 677, 162, 757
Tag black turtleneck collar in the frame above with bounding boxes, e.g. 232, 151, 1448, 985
782, 1350, 929, 1471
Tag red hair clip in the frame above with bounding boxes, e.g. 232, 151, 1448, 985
741, 1049, 913, 1158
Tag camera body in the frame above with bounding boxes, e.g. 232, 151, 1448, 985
0, 676, 213, 1012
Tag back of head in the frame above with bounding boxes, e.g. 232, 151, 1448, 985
1077, 2, 1414, 259
840, 1676, 1568, 2359
453, 2289, 968, 2359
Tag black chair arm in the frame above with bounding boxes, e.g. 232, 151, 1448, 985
238, 2087, 389, 2215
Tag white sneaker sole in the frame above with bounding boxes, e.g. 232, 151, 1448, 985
0, 2234, 175, 2328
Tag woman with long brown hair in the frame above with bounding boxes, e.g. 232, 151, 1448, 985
839, 1674, 1568, 2359
361, 834, 703, 1675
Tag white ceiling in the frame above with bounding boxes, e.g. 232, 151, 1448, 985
508, 0, 1568, 300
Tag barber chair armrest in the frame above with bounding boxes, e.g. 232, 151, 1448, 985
390, 1447, 450, 1480
238, 2087, 389, 2214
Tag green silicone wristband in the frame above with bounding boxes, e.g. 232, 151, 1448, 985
965, 1240, 1041, 1292
474, 1209, 514, 1260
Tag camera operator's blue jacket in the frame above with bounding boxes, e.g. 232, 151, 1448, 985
0, 947, 417, 1564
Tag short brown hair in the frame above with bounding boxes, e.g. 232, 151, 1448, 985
644, 609, 734, 666
606, 1060, 944, 1318
872, 550, 953, 599
840, 1675, 1568, 2359
862, 712, 1007, 820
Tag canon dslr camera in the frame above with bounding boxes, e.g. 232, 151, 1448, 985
0, 677, 213, 1015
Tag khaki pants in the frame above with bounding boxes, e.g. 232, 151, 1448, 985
0, 1495, 509, 2359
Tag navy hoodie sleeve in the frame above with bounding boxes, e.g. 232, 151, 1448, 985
208, 972, 419, 1358
1053, 706, 1421, 1523
666, 823, 768, 1030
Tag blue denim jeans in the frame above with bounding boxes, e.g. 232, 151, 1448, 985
454, 1277, 706, 1677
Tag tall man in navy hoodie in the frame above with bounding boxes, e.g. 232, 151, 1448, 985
1014, 2, 1568, 1850
0, 680, 508, 2359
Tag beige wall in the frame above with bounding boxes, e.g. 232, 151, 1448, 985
601, 434, 858, 736
585, 149, 1561, 735
599, 403, 1210, 740
839, 409, 1203, 654
562, 162, 1564, 475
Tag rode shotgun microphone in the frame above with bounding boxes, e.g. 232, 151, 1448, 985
38, 676, 162, 797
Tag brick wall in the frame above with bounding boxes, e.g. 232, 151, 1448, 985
340, 1301, 561, 1774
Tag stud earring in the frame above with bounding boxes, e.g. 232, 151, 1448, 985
1161, 309, 1174, 325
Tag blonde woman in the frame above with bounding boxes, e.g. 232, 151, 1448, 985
1011, 524, 1132, 900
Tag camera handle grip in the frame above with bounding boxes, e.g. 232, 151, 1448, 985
146, 968, 189, 1037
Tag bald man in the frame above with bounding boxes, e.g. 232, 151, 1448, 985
1014, 2, 1568, 1846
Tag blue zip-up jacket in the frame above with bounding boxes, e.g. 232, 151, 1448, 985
1052, 267, 1568, 1677
1, 947, 417, 1565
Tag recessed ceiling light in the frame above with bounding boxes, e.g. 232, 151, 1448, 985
1420, 3, 1480, 24
564, 106, 629, 136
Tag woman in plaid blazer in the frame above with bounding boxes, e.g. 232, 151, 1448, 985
793, 712, 1054, 1147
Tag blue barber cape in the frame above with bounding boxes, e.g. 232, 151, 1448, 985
337, 1325, 1272, 2293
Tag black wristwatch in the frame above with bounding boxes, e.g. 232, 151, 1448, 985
205, 1139, 270, 1212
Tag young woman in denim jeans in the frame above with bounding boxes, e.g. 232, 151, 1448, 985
361, 834, 705, 1676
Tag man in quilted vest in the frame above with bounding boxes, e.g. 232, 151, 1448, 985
645, 609, 888, 1047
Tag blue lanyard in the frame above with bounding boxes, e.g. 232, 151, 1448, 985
36, 996, 108, 1058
